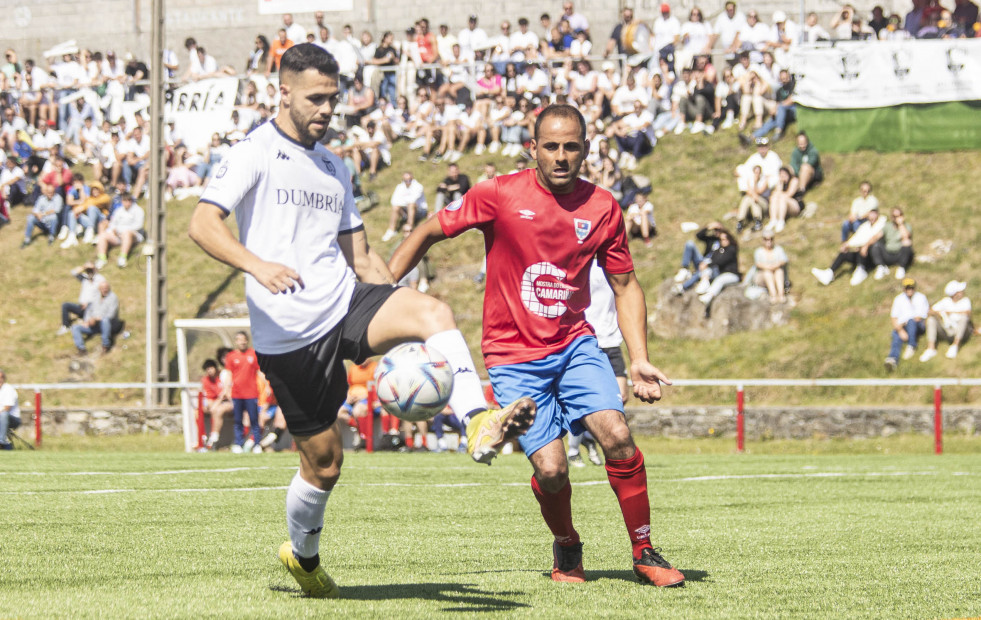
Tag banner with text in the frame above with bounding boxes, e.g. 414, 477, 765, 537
791, 40, 981, 109
164, 78, 241, 152
257, 0, 353, 14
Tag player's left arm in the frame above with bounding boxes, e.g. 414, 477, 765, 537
337, 227, 397, 285
606, 270, 672, 403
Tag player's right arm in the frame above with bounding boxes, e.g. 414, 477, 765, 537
388, 215, 448, 281
188, 202, 303, 295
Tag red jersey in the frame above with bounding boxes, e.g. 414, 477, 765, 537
201, 373, 222, 401
225, 348, 259, 399
438, 169, 633, 368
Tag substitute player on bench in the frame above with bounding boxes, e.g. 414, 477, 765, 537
390, 104, 684, 587
188, 44, 535, 598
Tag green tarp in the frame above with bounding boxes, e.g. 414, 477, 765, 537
798, 101, 981, 153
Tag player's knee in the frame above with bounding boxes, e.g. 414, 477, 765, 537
306, 456, 343, 489
536, 465, 570, 493
419, 296, 456, 334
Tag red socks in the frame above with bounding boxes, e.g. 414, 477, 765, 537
605, 448, 653, 560
530, 475, 580, 546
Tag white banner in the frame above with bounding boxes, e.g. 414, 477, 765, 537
165, 78, 241, 152
791, 39, 981, 109
257, 0, 353, 15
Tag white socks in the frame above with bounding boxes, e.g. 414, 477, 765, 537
425, 329, 487, 424
286, 472, 331, 559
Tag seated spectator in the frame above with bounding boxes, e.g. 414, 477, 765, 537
679, 68, 715, 135
517, 61, 551, 106
735, 164, 768, 233
733, 51, 771, 133
693, 228, 741, 306
57, 261, 107, 335
201, 358, 234, 450
625, 190, 656, 247
194, 133, 229, 184
121, 125, 150, 198
0, 156, 28, 208
884, 277, 928, 371
71, 280, 122, 355
753, 68, 795, 141
452, 100, 484, 159
842, 180, 878, 242
0, 369, 20, 450
767, 166, 802, 233
811, 207, 885, 286
500, 96, 534, 158
22, 182, 62, 248
790, 131, 823, 194
735, 136, 781, 195
611, 100, 655, 170
165, 147, 202, 193
751, 230, 789, 303
476, 161, 499, 183
349, 120, 390, 181
343, 75, 376, 128
920, 280, 977, 361
673, 220, 723, 286
871, 207, 914, 281
94, 192, 144, 269
341, 358, 385, 449
381, 172, 427, 241
434, 163, 471, 211
255, 370, 284, 451
592, 156, 622, 196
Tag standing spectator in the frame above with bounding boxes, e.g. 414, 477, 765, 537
434, 163, 471, 211
369, 32, 399, 104
0, 370, 20, 450
561, 2, 590, 35
605, 6, 636, 57
94, 192, 144, 269
803, 12, 832, 42
246, 35, 270, 75
715, 1, 748, 63
811, 207, 885, 286
920, 281, 976, 361
225, 331, 261, 453
884, 277, 929, 371
381, 172, 427, 241
201, 358, 234, 450
22, 182, 61, 248
267, 29, 294, 77
678, 7, 715, 72
952, 0, 980, 35
842, 180, 879, 241
282, 13, 307, 47
58, 261, 107, 335
789, 131, 823, 194
70, 280, 121, 355
752, 230, 788, 304
653, 3, 682, 70
871, 207, 914, 281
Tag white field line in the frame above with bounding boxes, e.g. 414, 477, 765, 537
0, 470, 970, 496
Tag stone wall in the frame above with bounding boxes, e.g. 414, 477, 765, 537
626, 406, 981, 439
24, 405, 980, 440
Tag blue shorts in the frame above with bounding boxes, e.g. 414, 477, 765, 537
487, 336, 623, 457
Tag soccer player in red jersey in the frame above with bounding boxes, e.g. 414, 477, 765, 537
225, 331, 261, 452
390, 104, 685, 587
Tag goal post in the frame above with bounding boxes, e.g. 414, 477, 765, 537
174, 318, 250, 452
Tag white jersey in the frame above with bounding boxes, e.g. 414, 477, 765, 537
199, 121, 363, 355
585, 260, 623, 349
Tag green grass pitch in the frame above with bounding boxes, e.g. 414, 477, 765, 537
1, 445, 978, 619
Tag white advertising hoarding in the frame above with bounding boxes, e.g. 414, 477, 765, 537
257, 0, 353, 15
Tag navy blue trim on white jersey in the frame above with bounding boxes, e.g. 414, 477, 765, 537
271, 120, 317, 151
338, 223, 365, 236
199, 198, 231, 214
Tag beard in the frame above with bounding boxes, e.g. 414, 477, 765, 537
289, 106, 330, 145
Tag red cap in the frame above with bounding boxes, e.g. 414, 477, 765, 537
660, 3, 671, 12
47, 119, 56, 126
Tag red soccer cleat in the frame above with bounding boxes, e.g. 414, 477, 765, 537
633, 547, 685, 587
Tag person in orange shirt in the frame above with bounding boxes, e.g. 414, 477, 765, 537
257, 370, 287, 450
225, 331, 261, 452
201, 358, 233, 450
341, 359, 387, 449
266, 28, 294, 76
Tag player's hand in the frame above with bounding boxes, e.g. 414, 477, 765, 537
251, 260, 304, 295
630, 360, 672, 404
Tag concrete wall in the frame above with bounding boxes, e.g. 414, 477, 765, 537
1, 0, 912, 72
27, 405, 981, 440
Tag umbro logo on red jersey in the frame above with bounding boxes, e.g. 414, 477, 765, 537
519, 209, 535, 220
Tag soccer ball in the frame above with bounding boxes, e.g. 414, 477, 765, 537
373, 342, 454, 422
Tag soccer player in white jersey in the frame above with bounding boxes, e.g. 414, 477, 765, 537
389, 105, 684, 587
188, 44, 535, 598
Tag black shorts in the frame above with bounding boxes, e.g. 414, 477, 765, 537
601, 346, 627, 378
256, 282, 398, 437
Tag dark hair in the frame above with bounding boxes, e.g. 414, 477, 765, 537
202, 359, 218, 371
256, 34, 270, 52
279, 43, 339, 77
235, 330, 249, 339
534, 103, 587, 142
216, 347, 231, 363
518, 17, 529, 26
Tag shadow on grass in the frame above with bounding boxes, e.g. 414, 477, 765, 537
269, 582, 529, 611
588, 568, 710, 584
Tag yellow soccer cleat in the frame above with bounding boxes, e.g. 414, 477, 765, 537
278, 541, 340, 598
466, 397, 537, 465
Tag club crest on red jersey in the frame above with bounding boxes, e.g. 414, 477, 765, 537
574, 218, 591, 244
